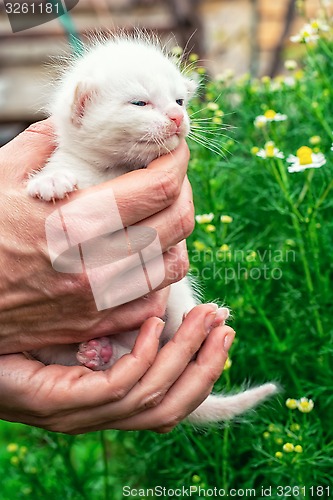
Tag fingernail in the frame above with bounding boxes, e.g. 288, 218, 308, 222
224, 331, 235, 353
206, 302, 219, 310
212, 307, 230, 328
155, 319, 165, 339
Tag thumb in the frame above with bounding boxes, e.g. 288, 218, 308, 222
0, 118, 56, 183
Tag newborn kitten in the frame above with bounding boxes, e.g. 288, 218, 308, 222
27, 33, 277, 424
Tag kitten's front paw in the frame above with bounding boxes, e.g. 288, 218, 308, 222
27, 171, 78, 201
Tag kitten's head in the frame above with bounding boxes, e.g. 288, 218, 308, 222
54, 35, 197, 170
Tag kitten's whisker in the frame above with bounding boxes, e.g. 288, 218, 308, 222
188, 132, 227, 158
190, 118, 234, 126
190, 128, 234, 141
189, 132, 228, 153
190, 109, 235, 120
126, 130, 153, 161
190, 128, 225, 142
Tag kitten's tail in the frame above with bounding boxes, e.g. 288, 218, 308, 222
187, 383, 278, 424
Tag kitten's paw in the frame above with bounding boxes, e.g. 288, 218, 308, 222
27, 171, 77, 201
76, 337, 114, 370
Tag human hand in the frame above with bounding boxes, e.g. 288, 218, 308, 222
0, 305, 235, 433
0, 119, 194, 354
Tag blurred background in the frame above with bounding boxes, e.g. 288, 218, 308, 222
0, 0, 325, 145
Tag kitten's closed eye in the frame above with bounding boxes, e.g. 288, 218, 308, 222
131, 99, 185, 107
131, 100, 148, 106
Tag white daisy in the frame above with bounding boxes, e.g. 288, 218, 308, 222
195, 213, 214, 224
257, 141, 285, 159
254, 110, 287, 127
290, 20, 329, 43
287, 146, 326, 173
290, 24, 319, 43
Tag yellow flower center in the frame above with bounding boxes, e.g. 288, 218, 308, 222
220, 244, 230, 252
264, 109, 277, 119
212, 117, 222, 125
207, 102, 219, 111
309, 135, 321, 145
7, 443, 19, 453
265, 142, 276, 157
224, 357, 232, 370
220, 215, 233, 224
189, 53, 199, 62
297, 146, 313, 165
286, 398, 298, 409
298, 401, 313, 412
193, 241, 206, 252
283, 443, 294, 453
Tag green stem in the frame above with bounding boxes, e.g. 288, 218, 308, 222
269, 160, 324, 337
312, 106, 333, 140
295, 88, 333, 141
100, 431, 111, 500
243, 280, 284, 352
296, 169, 315, 208
307, 217, 322, 289
55, 436, 88, 499
221, 369, 231, 489
314, 178, 333, 211
270, 160, 303, 221
290, 214, 324, 337
305, 44, 332, 91
318, 38, 333, 60
222, 424, 230, 489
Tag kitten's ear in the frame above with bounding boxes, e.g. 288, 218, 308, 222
185, 78, 198, 100
71, 79, 97, 127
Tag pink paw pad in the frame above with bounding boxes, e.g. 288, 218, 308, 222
77, 337, 113, 370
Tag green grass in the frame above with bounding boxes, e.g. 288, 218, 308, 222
1, 9, 333, 500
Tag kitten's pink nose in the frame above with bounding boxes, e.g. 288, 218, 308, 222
168, 111, 183, 128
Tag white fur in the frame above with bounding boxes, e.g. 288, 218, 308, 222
28, 34, 277, 424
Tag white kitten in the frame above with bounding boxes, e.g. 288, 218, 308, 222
28, 33, 277, 424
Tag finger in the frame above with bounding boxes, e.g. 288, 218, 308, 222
0, 318, 164, 421
133, 304, 221, 400
90, 241, 188, 336
79, 325, 235, 433
62, 304, 220, 431
160, 240, 189, 288
0, 119, 55, 182
136, 176, 194, 250
69, 140, 190, 227
152, 325, 235, 432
